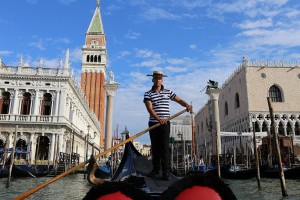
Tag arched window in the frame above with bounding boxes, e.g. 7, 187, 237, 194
91, 55, 94, 62
41, 93, 52, 115
35, 136, 50, 160
225, 102, 228, 116
269, 85, 282, 102
0, 91, 11, 114
20, 92, 31, 115
86, 55, 90, 62
235, 93, 240, 109
98, 55, 101, 62
94, 55, 97, 62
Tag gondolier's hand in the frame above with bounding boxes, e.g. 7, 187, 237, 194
158, 118, 168, 124
186, 104, 193, 113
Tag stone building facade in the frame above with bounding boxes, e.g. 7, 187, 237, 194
195, 58, 300, 158
0, 52, 100, 167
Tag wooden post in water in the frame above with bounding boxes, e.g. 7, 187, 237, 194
2, 136, 9, 171
267, 97, 288, 197
35, 136, 41, 171
251, 117, 261, 190
233, 140, 236, 173
6, 125, 18, 188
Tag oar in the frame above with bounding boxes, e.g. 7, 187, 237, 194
14, 109, 187, 200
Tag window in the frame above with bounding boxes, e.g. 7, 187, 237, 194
87, 55, 90, 62
235, 93, 240, 109
0, 92, 11, 114
225, 102, 228, 116
269, 85, 282, 102
41, 93, 52, 115
21, 92, 31, 115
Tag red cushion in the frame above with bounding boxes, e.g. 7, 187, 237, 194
96, 191, 133, 200
175, 186, 222, 200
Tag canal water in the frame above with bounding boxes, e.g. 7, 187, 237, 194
1, 174, 300, 199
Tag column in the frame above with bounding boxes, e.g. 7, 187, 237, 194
58, 90, 66, 119
50, 133, 56, 161
58, 132, 64, 154
12, 89, 19, 114
206, 87, 221, 178
54, 90, 60, 116
29, 133, 34, 165
33, 89, 40, 115
291, 125, 295, 140
103, 81, 119, 157
7, 131, 13, 148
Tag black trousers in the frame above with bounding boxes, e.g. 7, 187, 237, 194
149, 121, 170, 173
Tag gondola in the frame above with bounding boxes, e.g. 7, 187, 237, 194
221, 165, 257, 180
0, 149, 53, 178
85, 140, 237, 200
261, 164, 300, 179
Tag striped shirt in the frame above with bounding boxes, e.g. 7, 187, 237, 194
143, 85, 176, 122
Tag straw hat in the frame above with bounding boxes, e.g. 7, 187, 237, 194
146, 71, 168, 77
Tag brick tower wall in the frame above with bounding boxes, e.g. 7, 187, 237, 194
81, 71, 105, 147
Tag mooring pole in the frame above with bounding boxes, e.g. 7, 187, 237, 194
267, 97, 288, 197
251, 116, 261, 190
6, 125, 18, 188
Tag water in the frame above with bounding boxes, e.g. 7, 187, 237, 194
0, 174, 90, 199
225, 178, 300, 200
1, 174, 300, 199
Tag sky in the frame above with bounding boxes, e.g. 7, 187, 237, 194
1, 0, 300, 144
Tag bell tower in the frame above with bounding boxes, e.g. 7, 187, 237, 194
81, 0, 106, 147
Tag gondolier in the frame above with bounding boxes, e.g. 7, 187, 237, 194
144, 71, 192, 180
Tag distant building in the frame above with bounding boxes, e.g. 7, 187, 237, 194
140, 144, 151, 156
170, 115, 192, 142
195, 57, 300, 158
169, 115, 193, 163
133, 141, 142, 152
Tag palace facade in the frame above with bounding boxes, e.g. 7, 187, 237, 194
195, 58, 300, 160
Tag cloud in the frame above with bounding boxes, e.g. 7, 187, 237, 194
125, 30, 141, 40
237, 18, 273, 29
106, 4, 122, 13
135, 49, 162, 59
237, 28, 300, 47
165, 66, 188, 73
116, 51, 131, 59
28, 37, 71, 50
0, 50, 13, 56
189, 44, 197, 49
29, 39, 46, 50
140, 7, 181, 21
70, 47, 82, 63
171, 0, 209, 10
31, 58, 60, 69
206, 0, 289, 20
